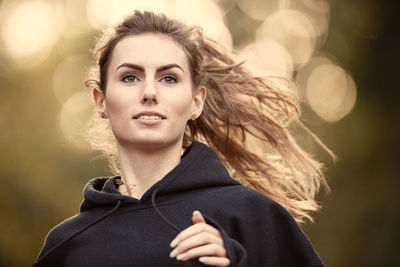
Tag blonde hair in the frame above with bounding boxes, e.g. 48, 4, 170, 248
86, 10, 332, 223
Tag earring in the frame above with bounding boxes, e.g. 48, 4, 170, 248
99, 111, 108, 119
191, 113, 197, 120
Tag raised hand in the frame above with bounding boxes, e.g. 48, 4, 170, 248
169, 211, 230, 266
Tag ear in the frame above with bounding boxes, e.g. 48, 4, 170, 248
93, 88, 107, 114
191, 86, 207, 118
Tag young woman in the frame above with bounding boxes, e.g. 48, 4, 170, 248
33, 10, 329, 267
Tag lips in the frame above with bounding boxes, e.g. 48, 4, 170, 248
133, 111, 166, 120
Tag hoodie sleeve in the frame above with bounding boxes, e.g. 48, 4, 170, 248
204, 216, 248, 266
204, 190, 324, 267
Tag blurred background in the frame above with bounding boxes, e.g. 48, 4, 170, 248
0, 0, 398, 266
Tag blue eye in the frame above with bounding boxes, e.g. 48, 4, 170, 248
122, 74, 138, 83
161, 75, 177, 84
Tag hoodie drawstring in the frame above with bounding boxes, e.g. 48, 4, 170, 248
151, 187, 181, 233
34, 188, 181, 266
32, 200, 122, 266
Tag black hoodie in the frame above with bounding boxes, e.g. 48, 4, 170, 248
33, 142, 324, 267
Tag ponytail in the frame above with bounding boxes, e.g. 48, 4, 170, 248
185, 37, 331, 222
86, 10, 332, 223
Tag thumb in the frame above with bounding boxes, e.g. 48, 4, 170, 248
192, 210, 206, 224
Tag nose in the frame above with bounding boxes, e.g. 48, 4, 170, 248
140, 81, 158, 105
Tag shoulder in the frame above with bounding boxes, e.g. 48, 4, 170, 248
204, 185, 324, 266
203, 183, 300, 232
41, 210, 99, 251
203, 184, 315, 245
42, 214, 80, 247
238, 186, 295, 222
207, 184, 289, 215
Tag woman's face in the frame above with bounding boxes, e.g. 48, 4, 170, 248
94, 33, 206, 151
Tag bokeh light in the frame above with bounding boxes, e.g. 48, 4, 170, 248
236, 0, 287, 21
169, 0, 225, 22
295, 55, 333, 99
62, 0, 93, 38
87, 0, 231, 50
256, 9, 317, 68
215, 0, 236, 14
168, 0, 231, 50
194, 15, 233, 51
87, 0, 169, 30
241, 40, 293, 77
0, 0, 64, 63
301, 0, 330, 13
305, 63, 357, 122
52, 54, 90, 105
59, 91, 93, 150
6, 1, 398, 267
291, 0, 331, 38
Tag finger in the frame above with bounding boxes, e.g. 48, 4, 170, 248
169, 232, 223, 258
175, 243, 226, 261
170, 223, 220, 248
192, 210, 206, 224
199, 256, 230, 267
177, 232, 224, 252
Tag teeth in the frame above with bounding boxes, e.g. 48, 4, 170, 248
138, 115, 162, 120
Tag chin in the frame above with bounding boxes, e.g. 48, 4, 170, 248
120, 136, 183, 151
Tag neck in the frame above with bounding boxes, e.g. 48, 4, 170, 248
116, 140, 183, 199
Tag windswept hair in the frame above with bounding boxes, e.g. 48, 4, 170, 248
85, 10, 332, 223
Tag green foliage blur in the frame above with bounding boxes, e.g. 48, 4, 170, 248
0, 0, 399, 266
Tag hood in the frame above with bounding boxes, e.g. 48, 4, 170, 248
32, 142, 241, 266
81, 141, 240, 211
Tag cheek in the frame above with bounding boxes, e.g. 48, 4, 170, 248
168, 91, 193, 116
176, 98, 193, 114
105, 90, 130, 114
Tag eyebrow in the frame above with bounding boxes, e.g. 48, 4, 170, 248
116, 63, 184, 73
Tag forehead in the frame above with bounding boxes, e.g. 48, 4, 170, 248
109, 33, 189, 70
